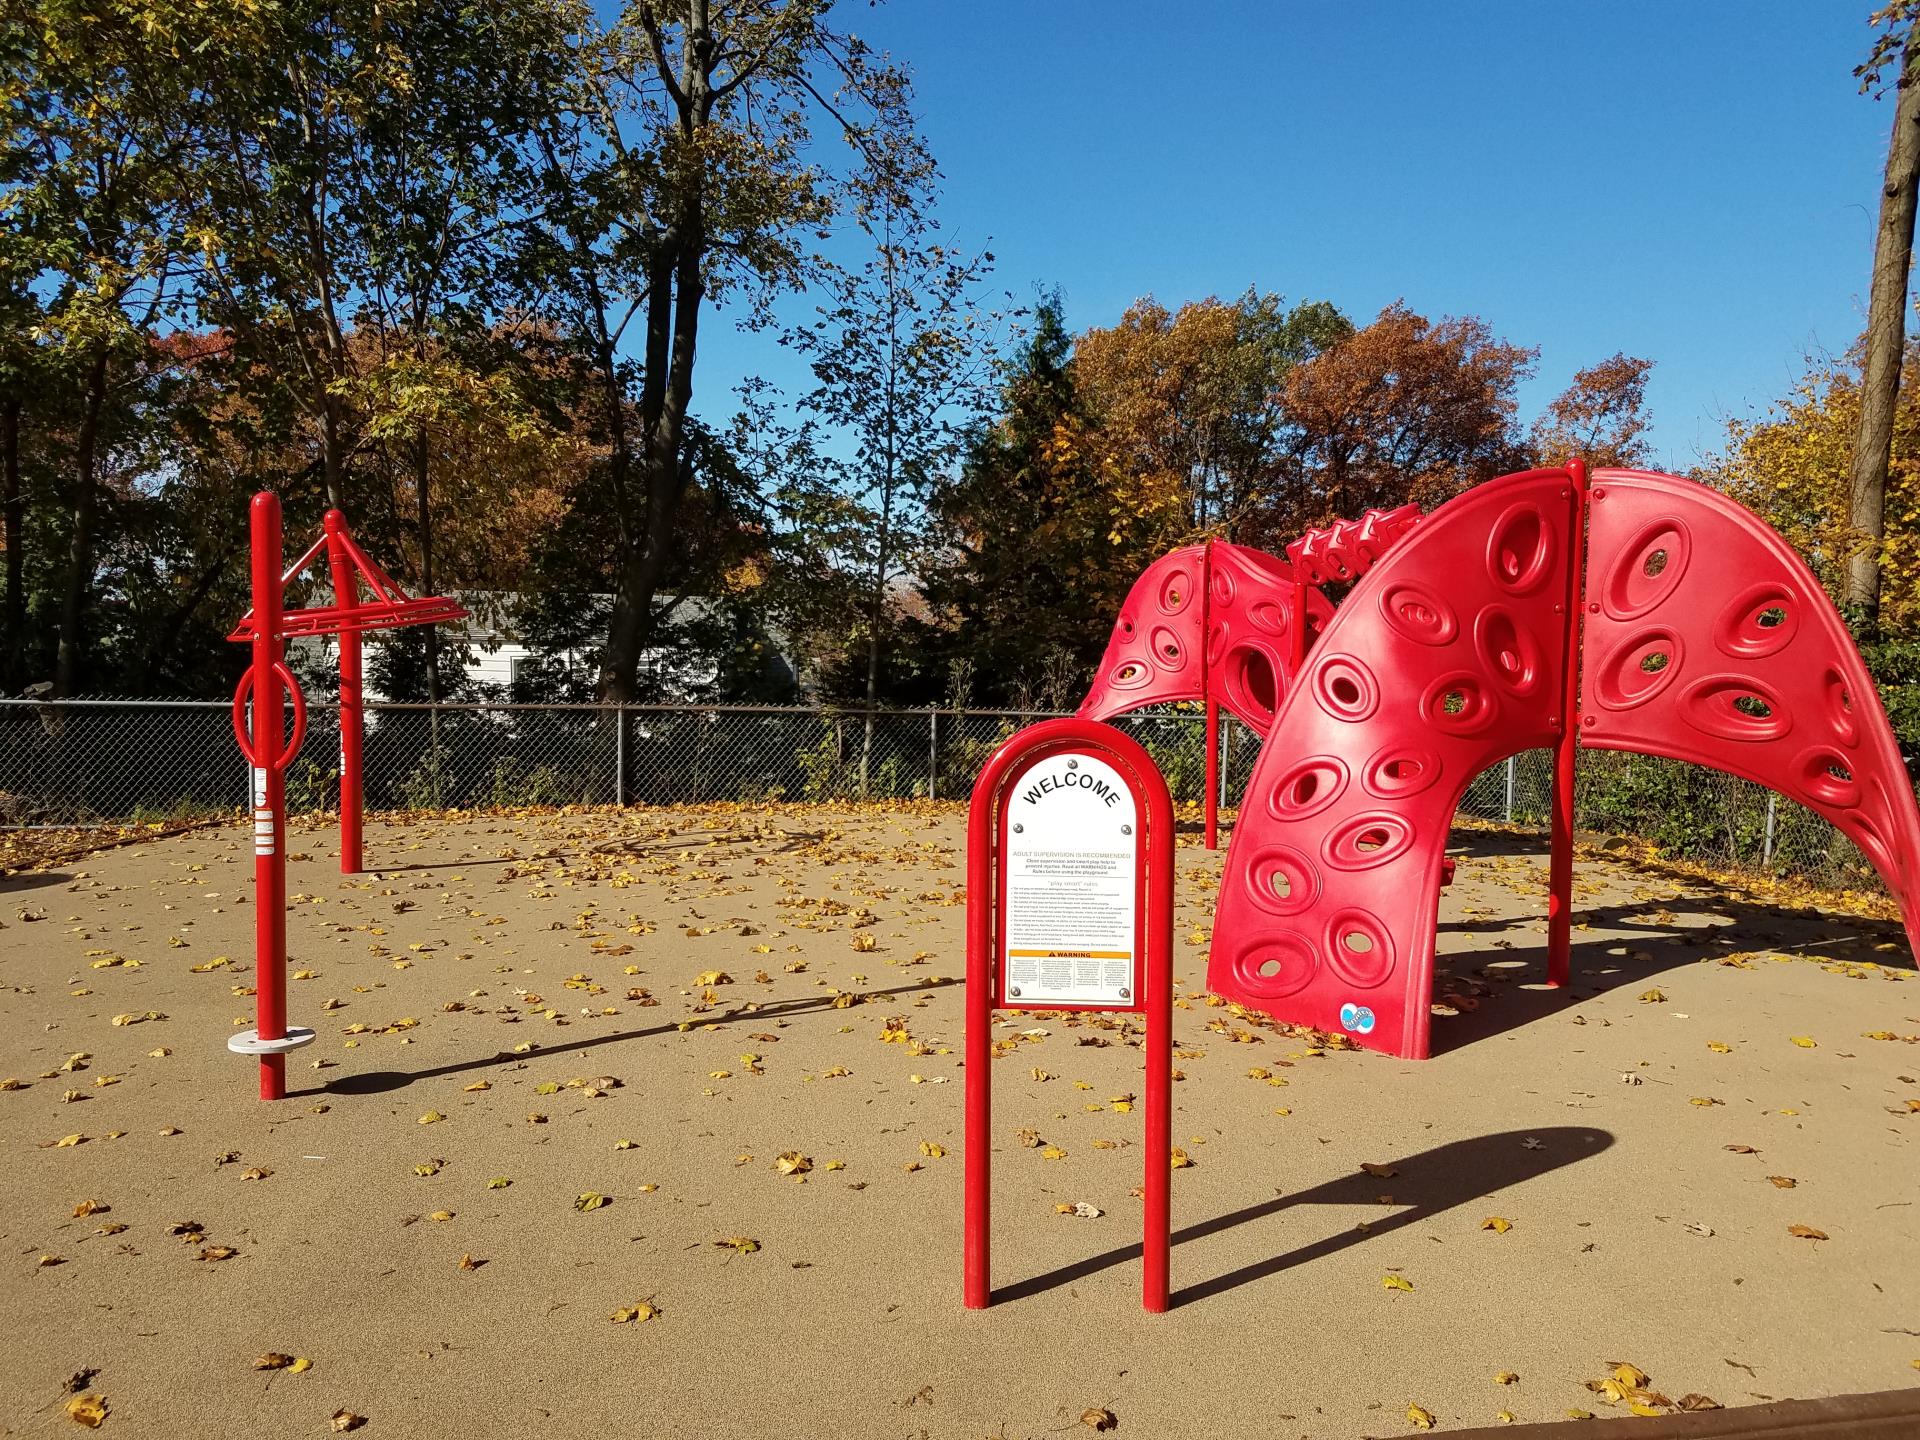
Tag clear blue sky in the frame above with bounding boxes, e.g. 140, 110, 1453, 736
696, 0, 1902, 472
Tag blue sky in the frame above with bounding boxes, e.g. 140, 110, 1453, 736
695, 1, 1902, 472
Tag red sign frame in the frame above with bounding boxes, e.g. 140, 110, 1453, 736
964, 717, 1175, 1313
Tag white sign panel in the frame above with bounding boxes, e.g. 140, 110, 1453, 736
1001, 752, 1139, 1008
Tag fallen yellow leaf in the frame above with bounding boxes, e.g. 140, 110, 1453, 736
66, 1394, 109, 1428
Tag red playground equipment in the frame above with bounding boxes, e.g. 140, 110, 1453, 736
227, 492, 467, 1099
1084, 464, 1920, 1059
1079, 508, 1423, 848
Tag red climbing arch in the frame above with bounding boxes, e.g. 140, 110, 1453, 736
1078, 511, 1426, 736
1204, 469, 1579, 1058
1199, 464, 1920, 1058
1580, 469, 1920, 957
1079, 541, 1331, 733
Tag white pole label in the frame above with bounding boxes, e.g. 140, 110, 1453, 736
1001, 753, 1139, 1008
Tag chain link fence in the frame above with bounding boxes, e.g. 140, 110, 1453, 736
0, 697, 1893, 895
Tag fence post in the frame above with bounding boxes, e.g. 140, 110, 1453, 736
1505, 755, 1516, 824
1762, 792, 1777, 868
614, 705, 626, 807
929, 710, 939, 801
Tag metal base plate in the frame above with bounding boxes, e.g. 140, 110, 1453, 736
227, 1026, 317, 1056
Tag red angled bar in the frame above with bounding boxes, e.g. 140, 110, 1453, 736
964, 717, 1176, 1313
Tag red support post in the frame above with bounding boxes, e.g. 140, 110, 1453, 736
1201, 540, 1219, 851
1203, 701, 1220, 851
323, 510, 364, 874
964, 717, 1175, 1313
1548, 459, 1589, 988
228, 493, 315, 1099
245, 495, 289, 1099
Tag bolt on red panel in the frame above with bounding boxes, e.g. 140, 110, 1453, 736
1581, 469, 1920, 956
1206, 470, 1577, 1058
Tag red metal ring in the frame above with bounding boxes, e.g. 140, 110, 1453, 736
274, 661, 307, 769
231, 673, 261, 765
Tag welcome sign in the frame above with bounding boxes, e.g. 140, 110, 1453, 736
1000, 753, 1141, 1010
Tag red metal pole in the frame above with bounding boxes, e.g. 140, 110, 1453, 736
1203, 701, 1219, 851
963, 718, 1176, 1312
1201, 540, 1218, 851
1140, 754, 1175, 1314
963, 766, 995, 1309
1547, 459, 1588, 988
249, 494, 289, 1101
323, 510, 364, 874
1290, 575, 1309, 673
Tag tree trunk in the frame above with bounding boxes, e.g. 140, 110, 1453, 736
323, 390, 347, 512
1850, 24, 1920, 623
54, 347, 111, 697
2, 389, 21, 691
416, 429, 443, 802
860, 489, 892, 799
601, 227, 706, 702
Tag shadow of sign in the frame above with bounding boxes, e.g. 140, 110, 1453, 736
994, 1124, 1614, 1308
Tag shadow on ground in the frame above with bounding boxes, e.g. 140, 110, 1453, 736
995, 1125, 1614, 1308
0, 869, 73, 894
1425, 829, 1910, 1055
308, 976, 959, 1098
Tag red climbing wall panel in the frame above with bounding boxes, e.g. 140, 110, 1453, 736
1206, 469, 1579, 1058
1581, 469, 1920, 955
1205, 542, 1334, 734
1080, 542, 1333, 734
1080, 544, 1209, 719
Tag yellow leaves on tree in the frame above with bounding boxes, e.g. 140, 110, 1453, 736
1707, 340, 1920, 630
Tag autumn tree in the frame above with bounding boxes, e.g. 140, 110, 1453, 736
1266, 302, 1536, 544
924, 292, 1149, 697
4, 5, 190, 693
514, 0, 931, 703
1708, 342, 1920, 633
1071, 290, 1349, 539
1531, 353, 1655, 470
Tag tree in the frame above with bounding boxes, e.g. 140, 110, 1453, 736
1531, 353, 1655, 470
1709, 341, 1920, 634
515, 0, 930, 702
5, 4, 189, 692
784, 162, 998, 785
1851, 6, 1920, 623
1071, 290, 1349, 539
1268, 302, 1536, 541
924, 291, 1145, 697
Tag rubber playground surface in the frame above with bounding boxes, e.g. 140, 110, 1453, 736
3, 805, 1917, 1438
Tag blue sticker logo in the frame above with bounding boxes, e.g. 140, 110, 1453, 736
1339, 1003, 1376, 1035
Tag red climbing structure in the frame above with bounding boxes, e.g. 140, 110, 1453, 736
1205, 469, 1579, 1058
1078, 513, 1425, 847
1579, 469, 1920, 954
1174, 463, 1920, 1059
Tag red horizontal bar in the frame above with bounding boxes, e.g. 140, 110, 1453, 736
229, 596, 468, 642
